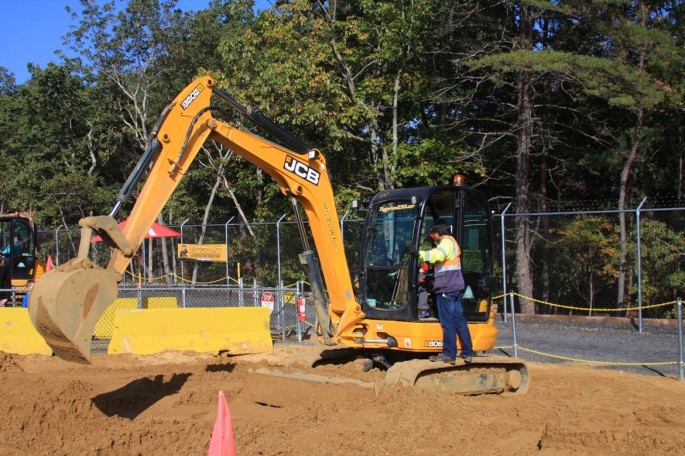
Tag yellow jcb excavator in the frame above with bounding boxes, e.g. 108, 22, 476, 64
28, 76, 528, 395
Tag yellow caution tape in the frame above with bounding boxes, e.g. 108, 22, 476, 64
494, 292, 676, 313
495, 344, 677, 366
170, 273, 232, 285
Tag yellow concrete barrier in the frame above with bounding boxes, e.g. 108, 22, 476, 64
94, 296, 178, 339
0, 308, 52, 355
108, 307, 273, 356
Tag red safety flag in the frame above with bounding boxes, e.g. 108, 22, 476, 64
208, 391, 236, 456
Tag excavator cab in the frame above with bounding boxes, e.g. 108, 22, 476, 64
358, 182, 494, 324
0, 214, 39, 285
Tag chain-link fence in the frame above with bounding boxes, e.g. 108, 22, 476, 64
34, 200, 685, 328
493, 198, 685, 329
9, 203, 685, 376
39, 218, 365, 289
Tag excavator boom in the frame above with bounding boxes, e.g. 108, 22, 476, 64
29, 76, 358, 363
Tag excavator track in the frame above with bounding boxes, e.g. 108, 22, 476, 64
384, 355, 529, 395
260, 348, 529, 395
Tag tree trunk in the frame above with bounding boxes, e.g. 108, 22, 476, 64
617, 99, 643, 311
191, 148, 227, 283
589, 271, 594, 316
617, 1, 647, 311
676, 108, 683, 205
514, 5, 535, 314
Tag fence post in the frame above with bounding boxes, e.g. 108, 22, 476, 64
296, 281, 303, 342
225, 217, 234, 289
678, 298, 683, 383
280, 280, 286, 340
636, 197, 647, 334
509, 292, 518, 358
54, 224, 63, 267
276, 214, 286, 292
340, 209, 350, 243
180, 218, 189, 308
253, 278, 258, 307
500, 203, 511, 323
141, 236, 147, 285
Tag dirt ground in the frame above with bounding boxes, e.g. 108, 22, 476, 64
1, 343, 684, 456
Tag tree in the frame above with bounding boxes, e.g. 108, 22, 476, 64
65, 0, 193, 149
0, 62, 118, 227
217, 0, 481, 202
464, 0, 679, 312
64, 0, 254, 280
554, 215, 620, 314
0, 67, 17, 95
628, 218, 685, 313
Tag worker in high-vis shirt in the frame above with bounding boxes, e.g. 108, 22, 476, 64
407, 220, 473, 364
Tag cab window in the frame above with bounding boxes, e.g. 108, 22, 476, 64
364, 201, 416, 310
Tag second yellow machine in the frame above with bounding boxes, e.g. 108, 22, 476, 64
29, 76, 528, 395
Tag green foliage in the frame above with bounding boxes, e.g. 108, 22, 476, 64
394, 138, 487, 188
551, 215, 620, 311
628, 218, 685, 307
0, 63, 119, 225
0, 67, 17, 95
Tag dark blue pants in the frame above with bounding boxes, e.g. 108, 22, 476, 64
436, 290, 473, 358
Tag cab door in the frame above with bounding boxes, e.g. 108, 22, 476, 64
415, 188, 494, 323
360, 199, 419, 322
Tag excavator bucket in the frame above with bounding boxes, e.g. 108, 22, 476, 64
28, 258, 119, 364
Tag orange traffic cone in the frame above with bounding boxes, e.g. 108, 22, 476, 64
208, 391, 236, 456
46, 255, 54, 272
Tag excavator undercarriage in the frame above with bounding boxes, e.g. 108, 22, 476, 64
255, 347, 529, 395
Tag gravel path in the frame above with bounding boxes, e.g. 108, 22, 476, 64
493, 315, 684, 379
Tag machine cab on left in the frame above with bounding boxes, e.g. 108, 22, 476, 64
0, 213, 43, 288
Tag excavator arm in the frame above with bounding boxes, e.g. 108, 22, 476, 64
29, 76, 363, 363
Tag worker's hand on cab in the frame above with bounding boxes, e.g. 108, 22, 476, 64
404, 245, 419, 257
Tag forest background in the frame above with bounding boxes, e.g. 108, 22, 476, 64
1, 0, 685, 315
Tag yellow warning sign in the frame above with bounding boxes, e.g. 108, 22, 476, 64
177, 243, 227, 262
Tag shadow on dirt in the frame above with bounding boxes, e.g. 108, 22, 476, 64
205, 363, 237, 373
92, 372, 191, 419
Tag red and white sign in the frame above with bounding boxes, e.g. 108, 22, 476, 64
260, 292, 274, 315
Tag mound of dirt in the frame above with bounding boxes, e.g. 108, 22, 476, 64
0, 343, 684, 455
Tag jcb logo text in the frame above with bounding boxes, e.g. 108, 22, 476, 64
284, 157, 320, 185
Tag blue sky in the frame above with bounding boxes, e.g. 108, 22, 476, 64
0, 0, 271, 85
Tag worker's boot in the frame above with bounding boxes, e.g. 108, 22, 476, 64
429, 353, 456, 364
